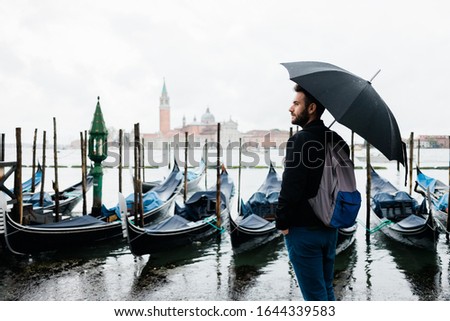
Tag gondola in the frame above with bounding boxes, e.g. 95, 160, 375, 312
414, 167, 449, 231
21, 175, 94, 223
229, 163, 281, 252
229, 163, 357, 254
123, 166, 234, 256
2, 198, 126, 255
3, 161, 186, 255
370, 167, 438, 250
103, 161, 183, 225
142, 159, 205, 193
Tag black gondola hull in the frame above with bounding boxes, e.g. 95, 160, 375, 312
371, 210, 438, 250
228, 212, 280, 251
3, 211, 123, 255
126, 210, 229, 256
370, 167, 439, 250
125, 167, 234, 256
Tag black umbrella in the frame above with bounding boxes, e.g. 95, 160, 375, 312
281, 61, 407, 166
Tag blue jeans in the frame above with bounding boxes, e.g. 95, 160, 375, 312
284, 226, 338, 301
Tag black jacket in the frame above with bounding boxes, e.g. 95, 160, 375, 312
275, 120, 349, 230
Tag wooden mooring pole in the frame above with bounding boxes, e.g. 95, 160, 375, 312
409, 132, 414, 195
417, 139, 421, 169
80, 131, 87, 215
184, 132, 188, 202
137, 127, 142, 183
141, 137, 145, 182
216, 123, 221, 228
237, 138, 242, 213
119, 129, 123, 193
31, 128, 37, 193
365, 141, 371, 239
83, 129, 87, 212
13, 128, 23, 224
168, 141, 171, 170
204, 139, 208, 190
39, 131, 46, 207
134, 123, 144, 228
0, 133, 4, 162
53, 117, 60, 222
0, 133, 4, 178
133, 124, 138, 220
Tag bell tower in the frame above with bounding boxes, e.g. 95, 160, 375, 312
159, 79, 170, 135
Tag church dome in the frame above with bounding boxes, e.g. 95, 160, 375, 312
201, 107, 215, 124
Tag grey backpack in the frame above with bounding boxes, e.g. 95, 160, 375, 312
308, 142, 361, 228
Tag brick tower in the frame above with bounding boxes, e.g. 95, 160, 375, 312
159, 79, 170, 135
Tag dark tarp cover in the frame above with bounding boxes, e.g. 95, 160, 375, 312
372, 191, 418, 219
175, 170, 234, 222
102, 164, 182, 218
239, 213, 274, 230
396, 214, 426, 230
145, 215, 191, 232
244, 164, 281, 218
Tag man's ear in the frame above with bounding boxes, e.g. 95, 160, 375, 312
308, 103, 317, 115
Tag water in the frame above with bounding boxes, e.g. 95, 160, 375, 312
1, 146, 449, 301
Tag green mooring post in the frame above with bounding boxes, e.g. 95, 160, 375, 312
88, 97, 108, 217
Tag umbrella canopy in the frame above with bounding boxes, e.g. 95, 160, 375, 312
281, 61, 407, 166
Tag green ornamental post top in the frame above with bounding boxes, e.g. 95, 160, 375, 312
88, 96, 108, 162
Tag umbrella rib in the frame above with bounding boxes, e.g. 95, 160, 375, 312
369, 69, 381, 83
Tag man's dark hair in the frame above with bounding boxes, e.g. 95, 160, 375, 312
294, 84, 325, 116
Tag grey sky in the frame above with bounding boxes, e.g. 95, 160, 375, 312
1, 0, 449, 145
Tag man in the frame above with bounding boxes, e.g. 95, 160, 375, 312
276, 84, 349, 301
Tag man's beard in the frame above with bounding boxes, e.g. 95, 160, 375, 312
292, 108, 310, 128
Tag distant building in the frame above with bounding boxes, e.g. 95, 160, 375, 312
242, 129, 290, 150
142, 80, 178, 148
159, 80, 171, 135
142, 80, 290, 151
143, 81, 240, 149
417, 135, 449, 148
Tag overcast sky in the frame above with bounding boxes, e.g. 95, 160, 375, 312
1, 0, 449, 145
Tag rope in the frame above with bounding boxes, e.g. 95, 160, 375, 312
203, 216, 226, 234
356, 218, 394, 234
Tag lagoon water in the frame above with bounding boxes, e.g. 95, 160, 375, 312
1, 146, 449, 301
